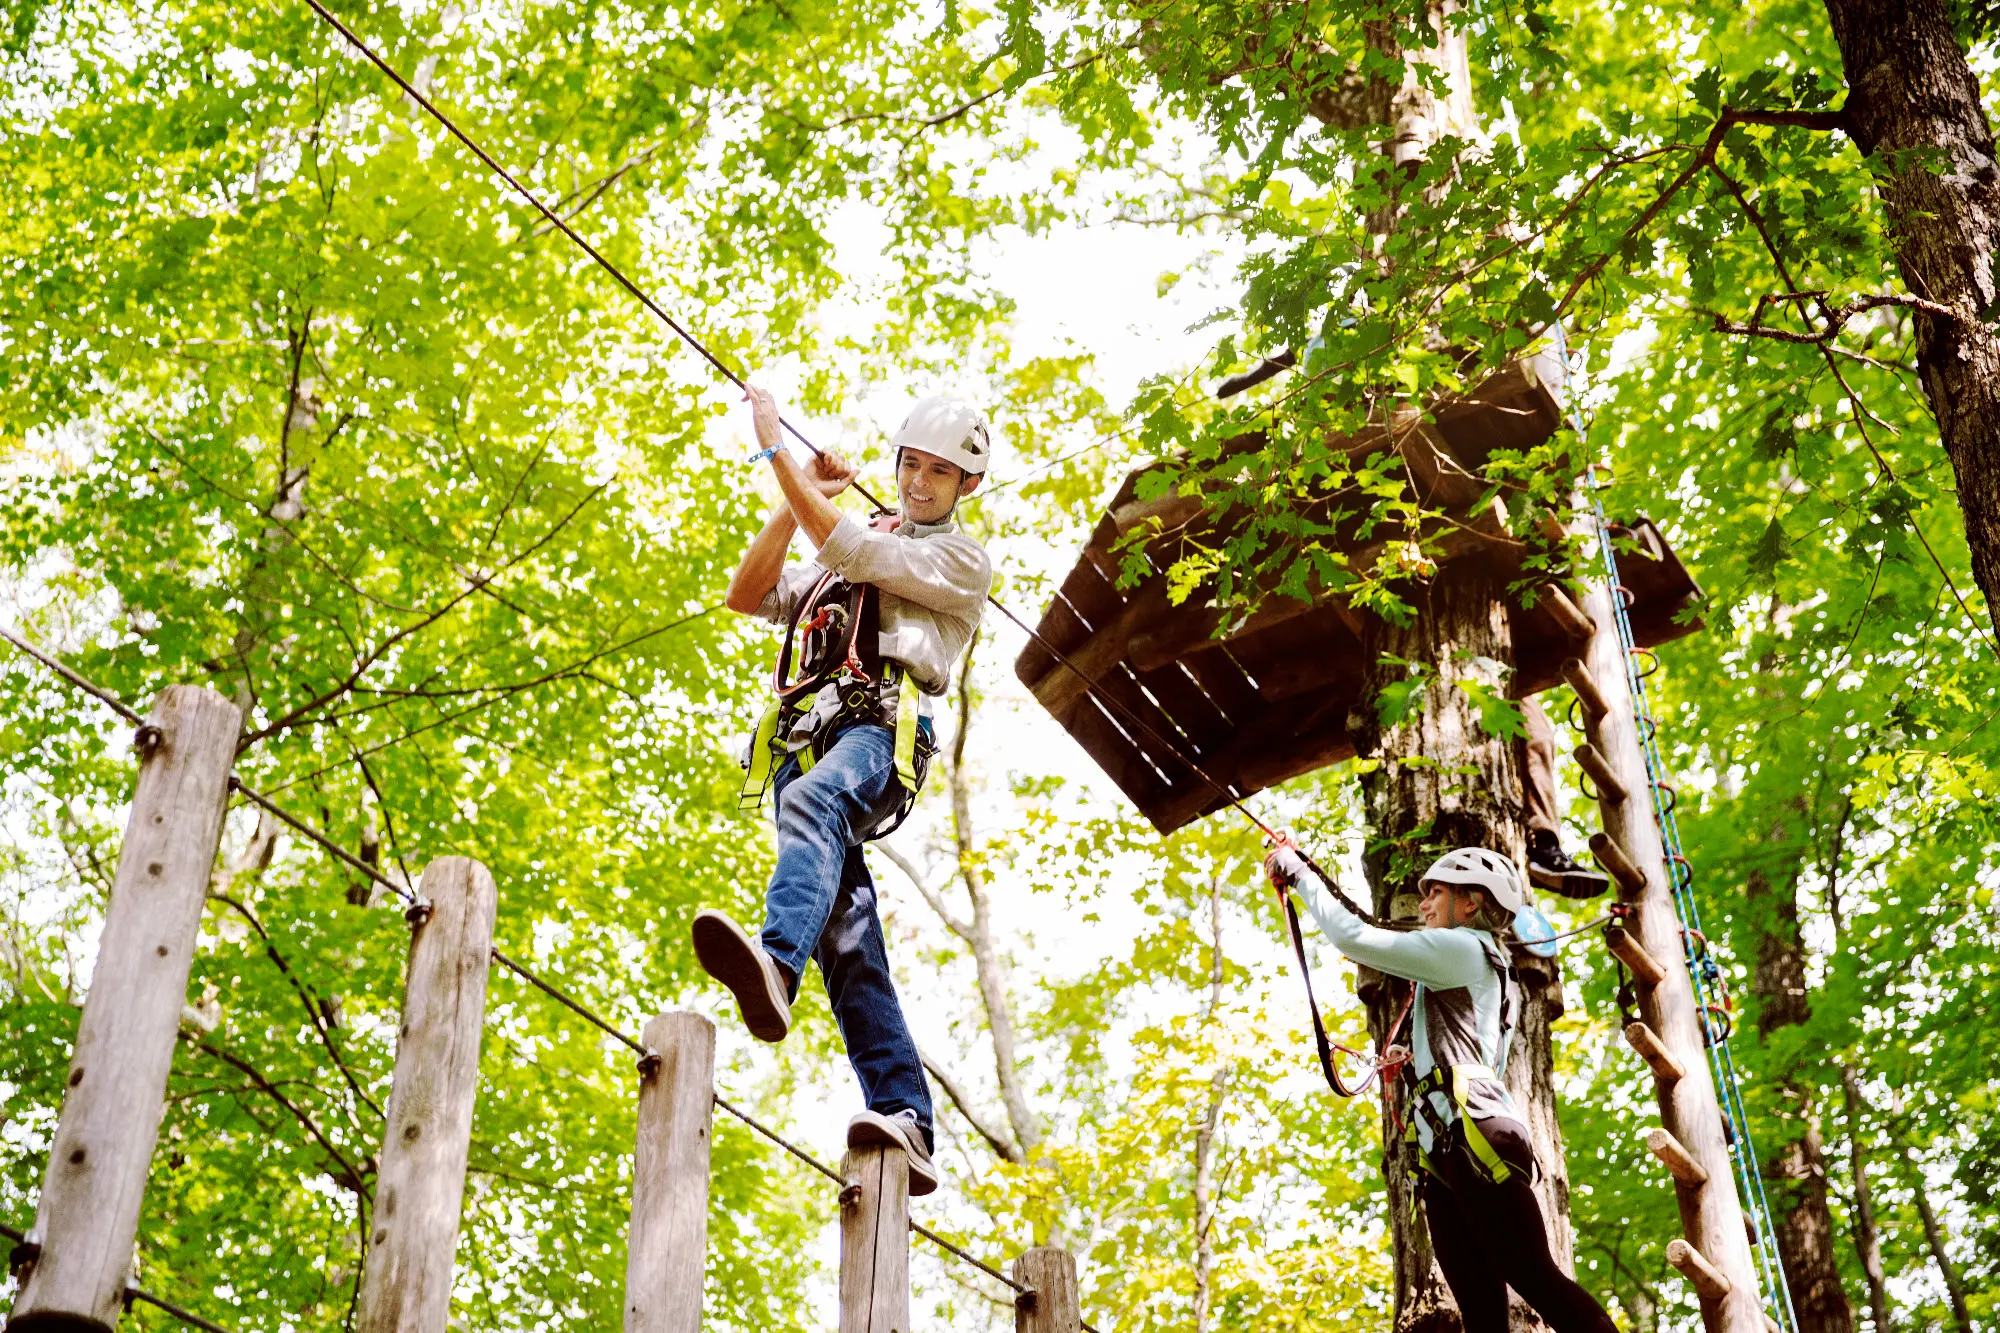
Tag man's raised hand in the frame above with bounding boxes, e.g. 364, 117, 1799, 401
808, 449, 856, 498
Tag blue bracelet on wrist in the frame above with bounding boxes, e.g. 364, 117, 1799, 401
748, 445, 778, 464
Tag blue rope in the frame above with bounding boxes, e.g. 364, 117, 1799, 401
1590, 502, 1801, 1333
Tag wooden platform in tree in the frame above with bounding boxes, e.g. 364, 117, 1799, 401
1013, 356, 1704, 833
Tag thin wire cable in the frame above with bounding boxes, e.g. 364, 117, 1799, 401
0, 1222, 238, 1333
3, 562, 1093, 1326
298, 0, 1381, 937
0, 626, 146, 725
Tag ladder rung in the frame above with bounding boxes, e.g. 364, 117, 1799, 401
1589, 832, 1649, 898
1545, 585, 1597, 640
1574, 743, 1629, 802
1624, 1022, 1686, 1083
1603, 926, 1667, 986
1645, 1128, 1708, 1185
1560, 657, 1610, 724
1667, 1238, 1732, 1299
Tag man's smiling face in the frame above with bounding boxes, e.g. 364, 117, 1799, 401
897, 446, 980, 523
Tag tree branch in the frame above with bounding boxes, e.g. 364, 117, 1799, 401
917, 1047, 1023, 1164
878, 842, 973, 940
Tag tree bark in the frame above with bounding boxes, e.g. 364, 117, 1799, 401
1353, 563, 1572, 1333
1892, 1139, 1972, 1333
1822, 0, 2000, 639
1837, 1067, 1892, 1333
1745, 868, 1853, 1333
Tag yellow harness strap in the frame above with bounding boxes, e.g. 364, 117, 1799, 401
737, 673, 923, 814
893, 673, 921, 792
1406, 1062, 1514, 1185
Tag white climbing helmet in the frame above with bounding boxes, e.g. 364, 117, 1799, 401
1421, 847, 1527, 914
890, 396, 992, 476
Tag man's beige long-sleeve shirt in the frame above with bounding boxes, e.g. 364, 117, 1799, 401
754, 512, 991, 740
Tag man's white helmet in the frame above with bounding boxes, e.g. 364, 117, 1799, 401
890, 396, 992, 476
1421, 847, 1526, 914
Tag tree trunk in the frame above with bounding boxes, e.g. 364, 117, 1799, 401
1192, 873, 1232, 1333
1822, 0, 2000, 640
1353, 563, 1572, 1333
1837, 1067, 1892, 1333
1746, 868, 1853, 1333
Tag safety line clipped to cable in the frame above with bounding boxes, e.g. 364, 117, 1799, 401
298, 0, 1397, 1119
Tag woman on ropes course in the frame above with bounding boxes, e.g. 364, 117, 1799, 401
1265, 842, 1620, 1333
691, 383, 994, 1198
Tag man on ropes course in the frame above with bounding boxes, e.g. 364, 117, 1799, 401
691, 384, 994, 1198
1265, 842, 1620, 1333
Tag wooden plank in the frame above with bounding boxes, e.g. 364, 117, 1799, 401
1647, 1127, 1711, 1187
1011, 1247, 1080, 1333
356, 858, 498, 1333
1668, 1239, 1734, 1300
1604, 926, 1667, 987
839, 1148, 910, 1333
1561, 657, 1611, 725
1589, 831, 1649, 900
1624, 1022, 1687, 1084
624, 1012, 716, 1333
1027, 576, 1174, 719
1575, 742, 1630, 801
10, 686, 240, 1333
1065, 696, 1172, 816
1132, 662, 1234, 756
1014, 593, 1089, 694
1175, 647, 1264, 726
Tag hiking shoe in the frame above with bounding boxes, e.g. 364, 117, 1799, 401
691, 910, 792, 1043
847, 1108, 940, 1197
1527, 830, 1611, 900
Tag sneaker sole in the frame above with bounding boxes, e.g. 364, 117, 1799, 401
848, 1115, 940, 1197
691, 912, 789, 1043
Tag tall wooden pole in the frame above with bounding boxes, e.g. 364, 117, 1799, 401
838, 1148, 910, 1333
1576, 582, 1764, 1333
8, 687, 240, 1333
623, 1012, 715, 1333
1011, 1248, 1080, 1333
355, 858, 497, 1333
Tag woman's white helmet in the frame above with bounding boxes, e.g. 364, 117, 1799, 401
891, 396, 992, 476
1421, 847, 1526, 914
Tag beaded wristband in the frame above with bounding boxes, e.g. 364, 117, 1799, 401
747, 445, 779, 464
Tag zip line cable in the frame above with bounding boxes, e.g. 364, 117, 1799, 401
296, 0, 1400, 1104
2, 635, 1088, 1328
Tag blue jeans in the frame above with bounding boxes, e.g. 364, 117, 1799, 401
761, 720, 935, 1149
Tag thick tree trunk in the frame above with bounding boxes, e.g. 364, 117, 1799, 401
1746, 868, 1853, 1333
1353, 563, 1572, 1333
1823, 0, 2000, 637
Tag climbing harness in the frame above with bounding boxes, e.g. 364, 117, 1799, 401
1590, 495, 1801, 1333
737, 572, 933, 841
1398, 932, 1525, 1185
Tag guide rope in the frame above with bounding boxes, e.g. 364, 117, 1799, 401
1, 635, 1094, 1329
1590, 498, 1801, 1333
296, 0, 1398, 1111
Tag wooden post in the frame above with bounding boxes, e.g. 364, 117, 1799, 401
839, 1148, 910, 1333
624, 1013, 715, 1333
8, 687, 239, 1333
1624, 1023, 1687, 1082
355, 858, 497, 1333
1560, 656, 1611, 724
1012, 1247, 1080, 1333
1587, 831, 1648, 899
1579, 579, 1765, 1333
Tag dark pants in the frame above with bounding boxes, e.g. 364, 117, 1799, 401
761, 721, 934, 1150
1520, 696, 1561, 837
1421, 1117, 1619, 1333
